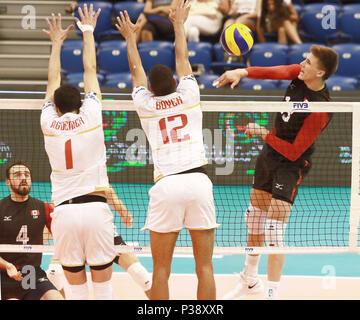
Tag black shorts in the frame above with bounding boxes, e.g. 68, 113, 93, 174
113, 235, 127, 265
253, 150, 311, 204
0, 267, 57, 300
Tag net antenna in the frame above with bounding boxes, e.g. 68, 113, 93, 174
0, 99, 359, 255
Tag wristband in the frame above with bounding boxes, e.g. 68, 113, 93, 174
76, 21, 94, 33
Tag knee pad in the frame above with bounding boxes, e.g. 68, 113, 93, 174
127, 262, 152, 292
46, 263, 65, 291
245, 205, 267, 235
265, 219, 287, 247
68, 282, 89, 300
92, 280, 113, 300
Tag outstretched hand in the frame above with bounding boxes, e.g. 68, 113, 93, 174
75, 3, 101, 30
115, 11, 139, 40
168, 0, 191, 25
213, 69, 249, 89
42, 13, 74, 43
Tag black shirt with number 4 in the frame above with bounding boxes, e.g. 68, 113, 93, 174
0, 196, 52, 268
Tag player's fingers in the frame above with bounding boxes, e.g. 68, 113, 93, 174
65, 24, 74, 33
119, 11, 125, 23
44, 17, 52, 30
78, 6, 85, 21
213, 75, 227, 88
42, 29, 50, 36
116, 16, 123, 28
88, 3, 93, 16
94, 8, 101, 21
83, 3, 89, 17
51, 13, 56, 27
56, 13, 62, 29
124, 10, 130, 22
230, 79, 239, 89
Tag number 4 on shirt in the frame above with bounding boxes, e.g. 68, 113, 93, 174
16, 225, 30, 244
158, 114, 190, 144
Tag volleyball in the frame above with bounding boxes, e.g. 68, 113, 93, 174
220, 23, 254, 56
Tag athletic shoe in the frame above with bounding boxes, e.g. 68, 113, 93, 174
222, 271, 264, 300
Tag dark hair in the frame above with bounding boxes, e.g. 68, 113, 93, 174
260, 0, 291, 31
54, 84, 82, 114
149, 65, 176, 96
310, 45, 339, 80
6, 161, 31, 179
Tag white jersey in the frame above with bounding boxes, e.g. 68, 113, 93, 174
229, 0, 257, 15
132, 75, 207, 182
40, 92, 109, 206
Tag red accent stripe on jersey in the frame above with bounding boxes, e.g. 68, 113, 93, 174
44, 202, 53, 234
291, 169, 303, 202
265, 113, 330, 162
245, 64, 301, 80
65, 139, 73, 169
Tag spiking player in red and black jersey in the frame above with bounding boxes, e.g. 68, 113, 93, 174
0, 161, 63, 300
214, 45, 339, 300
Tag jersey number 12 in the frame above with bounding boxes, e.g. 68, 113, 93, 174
158, 114, 190, 144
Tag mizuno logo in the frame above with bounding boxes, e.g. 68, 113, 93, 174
3, 216, 12, 221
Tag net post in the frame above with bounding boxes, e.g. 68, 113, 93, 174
349, 102, 360, 254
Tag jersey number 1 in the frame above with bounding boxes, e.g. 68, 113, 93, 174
158, 114, 190, 144
65, 139, 74, 170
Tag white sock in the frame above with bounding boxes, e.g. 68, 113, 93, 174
244, 254, 261, 276
92, 280, 113, 300
68, 282, 89, 300
127, 262, 152, 292
265, 281, 280, 300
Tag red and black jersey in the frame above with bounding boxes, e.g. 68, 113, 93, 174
246, 64, 332, 162
0, 196, 52, 268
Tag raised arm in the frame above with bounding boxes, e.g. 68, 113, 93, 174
42, 13, 74, 101
76, 4, 102, 101
115, 11, 148, 88
169, 0, 192, 80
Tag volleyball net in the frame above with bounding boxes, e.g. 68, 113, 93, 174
0, 99, 359, 255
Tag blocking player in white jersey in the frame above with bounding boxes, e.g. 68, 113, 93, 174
116, 0, 219, 300
40, 5, 116, 300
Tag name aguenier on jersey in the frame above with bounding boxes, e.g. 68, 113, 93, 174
49, 117, 85, 131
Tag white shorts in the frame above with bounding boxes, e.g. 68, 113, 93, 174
143, 172, 219, 233
51, 202, 116, 267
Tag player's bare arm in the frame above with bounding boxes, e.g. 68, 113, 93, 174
115, 11, 147, 88
76, 4, 102, 101
0, 256, 23, 281
43, 13, 74, 101
106, 186, 134, 228
213, 68, 249, 89
169, 0, 192, 80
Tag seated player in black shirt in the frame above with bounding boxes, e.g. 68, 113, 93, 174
214, 45, 339, 300
0, 161, 63, 300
